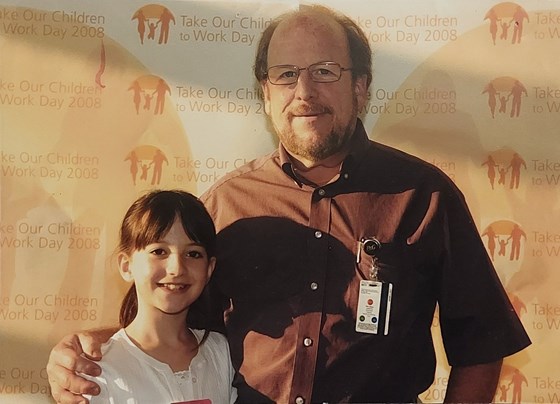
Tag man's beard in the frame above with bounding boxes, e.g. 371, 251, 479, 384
286, 127, 352, 163
276, 98, 358, 164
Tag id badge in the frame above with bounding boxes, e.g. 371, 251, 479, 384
355, 280, 393, 335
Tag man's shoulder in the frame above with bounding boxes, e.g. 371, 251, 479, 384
364, 139, 453, 185
201, 149, 279, 202
367, 140, 433, 169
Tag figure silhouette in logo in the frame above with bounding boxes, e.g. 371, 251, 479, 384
498, 166, 508, 186
153, 78, 171, 115
498, 93, 510, 114
511, 6, 529, 45
509, 80, 527, 118
157, 8, 175, 45
485, 8, 499, 45
124, 151, 140, 185
128, 81, 142, 114
508, 152, 526, 189
481, 155, 498, 189
500, 20, 512, 40
510, 294, 527, 317
150, 149, 168, 185
132, 9, 148, 45
509, 368, 528, 404
508, 224, 526, 261
498, 383, 509, 402
140, 162, 152, 181
481, 225, 498, 260
482, 83, 497, 118
143, 92, 153, 111
497, 237, 508, 257
147, 20, 158, 41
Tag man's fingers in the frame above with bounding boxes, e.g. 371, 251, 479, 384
46, 333, 101, 404
49, 364, 97, 404
79, 334, 103, 360
47, 330, 113, 402
52, 385, 90, 404
48, 334, 101, 375
48, 363, 100, 395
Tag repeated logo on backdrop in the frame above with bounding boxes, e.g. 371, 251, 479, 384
481, 148, 527, 190
484, 2, 530, 45
131, 4, 176, 45
124, 146, 169, 186
481, 220, 527, 263
482, 77, 528, 118
128, 75, 172, 115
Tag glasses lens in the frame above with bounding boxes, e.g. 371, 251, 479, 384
310, 63, 341, 82
268, 66, 298, 85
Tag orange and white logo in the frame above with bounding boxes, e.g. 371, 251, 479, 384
124, 146, 169, 186
482, 77, 527, 118
128, 75, 172, 115
481, 220, 526, 262
484, 3, 529, 45
132, 4, 176, 45
481, 148, 527, 190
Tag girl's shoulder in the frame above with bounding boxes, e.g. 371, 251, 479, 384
191, 329, 227, 343
99, 328, 129, 355
191, 329, 231, 360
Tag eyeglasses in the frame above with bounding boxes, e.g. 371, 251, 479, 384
266, 62, 352, 85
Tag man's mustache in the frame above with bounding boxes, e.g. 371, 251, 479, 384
289, 103, 332, 116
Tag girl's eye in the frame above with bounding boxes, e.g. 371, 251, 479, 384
150, 248, 167, 256
186, 250, 204, 258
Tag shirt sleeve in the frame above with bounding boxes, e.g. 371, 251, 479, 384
437, 182, 531, 366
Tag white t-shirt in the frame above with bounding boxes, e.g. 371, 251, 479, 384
84, 328, 237, 404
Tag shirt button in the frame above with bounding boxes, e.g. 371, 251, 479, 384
314, 231, 322, 239
295, 396, 305, 404
310, 282, 318, 291
303, 338, 313, 347
317, 188, 326, 196
343, 173, 349, 179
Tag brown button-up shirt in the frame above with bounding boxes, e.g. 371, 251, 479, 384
200, 120, 530, 403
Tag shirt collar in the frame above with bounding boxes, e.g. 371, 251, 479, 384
280, 118, 369, 186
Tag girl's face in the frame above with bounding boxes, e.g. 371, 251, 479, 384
119, 216, 215, 317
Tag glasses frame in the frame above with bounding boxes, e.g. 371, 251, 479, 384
265, 61, 352, 85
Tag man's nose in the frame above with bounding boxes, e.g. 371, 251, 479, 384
294, 69, 317, 100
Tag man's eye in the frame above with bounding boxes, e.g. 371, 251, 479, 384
280, 70, 297, 79
315, 68, 335, 76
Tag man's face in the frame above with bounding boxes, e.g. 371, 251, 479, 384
261, 13, 367, 166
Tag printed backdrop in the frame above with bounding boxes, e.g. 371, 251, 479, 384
1, 0, 558, 402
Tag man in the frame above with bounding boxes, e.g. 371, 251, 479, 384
47, 5, 530, 403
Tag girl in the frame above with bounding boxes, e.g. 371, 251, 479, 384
85, 190, 236, 403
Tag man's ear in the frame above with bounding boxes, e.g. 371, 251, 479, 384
354, 74, 368, 111
118, 253, 133, 282
261, 81, 271, 116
